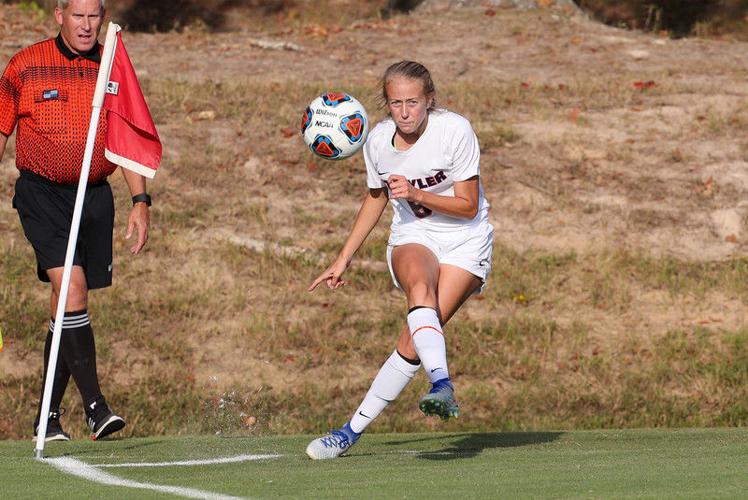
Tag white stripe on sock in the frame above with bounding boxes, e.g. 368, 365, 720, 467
61, 319, 91, 328
50, 315, 91, 330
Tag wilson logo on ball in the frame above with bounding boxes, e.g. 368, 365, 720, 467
340, 113, 365, 143
311, 135, 342, 159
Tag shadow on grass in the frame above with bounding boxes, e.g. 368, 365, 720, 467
58, 439, 162, 458
386, 432, 564, 460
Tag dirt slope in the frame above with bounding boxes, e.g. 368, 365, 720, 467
0, 3, 746, 437
3, 4, 746, 260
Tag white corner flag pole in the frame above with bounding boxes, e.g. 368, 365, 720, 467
35, 23, 121, 459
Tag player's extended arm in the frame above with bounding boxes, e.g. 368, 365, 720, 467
388, 174, 479, 219
308, 187, 388, 291
338, 187, 389, 263
120, 167, 150, 254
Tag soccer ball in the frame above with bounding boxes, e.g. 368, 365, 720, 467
301, 92, 369, 160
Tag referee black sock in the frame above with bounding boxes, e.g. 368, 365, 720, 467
58, 310, 103, 410
35, 325, 71, 426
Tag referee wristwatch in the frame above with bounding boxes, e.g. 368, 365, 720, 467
132, 193, 152, 207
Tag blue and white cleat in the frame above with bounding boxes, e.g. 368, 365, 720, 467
305, 422, 361, 460
419, 378, 459, 421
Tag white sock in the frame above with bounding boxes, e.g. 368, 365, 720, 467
349, 350, 421, 433
408, 307, 449, 383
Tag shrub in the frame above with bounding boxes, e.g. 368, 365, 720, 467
577, 0, 748, 37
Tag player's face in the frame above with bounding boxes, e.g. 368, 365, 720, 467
386, 77, 433, 137
55, 0, 105, 55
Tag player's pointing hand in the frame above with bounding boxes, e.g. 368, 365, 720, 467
309, 258, 349, 292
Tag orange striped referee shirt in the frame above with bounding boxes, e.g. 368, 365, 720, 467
0, 33, 116, 184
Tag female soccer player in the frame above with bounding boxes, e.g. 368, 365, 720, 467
306, 61, 494, 459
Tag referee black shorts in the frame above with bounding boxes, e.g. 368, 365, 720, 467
12, 170, 115, 289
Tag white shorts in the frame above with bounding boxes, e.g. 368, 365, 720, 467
386, 221, 494, 294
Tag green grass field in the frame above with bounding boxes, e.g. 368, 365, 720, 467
3, 429, 747, 498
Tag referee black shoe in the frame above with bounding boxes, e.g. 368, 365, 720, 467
33, 409, 71, 442
86, 397, 126, 440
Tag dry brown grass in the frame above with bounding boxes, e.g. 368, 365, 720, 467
1, 3, 747, 439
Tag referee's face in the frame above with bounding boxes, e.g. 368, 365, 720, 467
55, 0, 105, 55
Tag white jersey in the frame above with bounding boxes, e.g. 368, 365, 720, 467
364, 109, 490, 235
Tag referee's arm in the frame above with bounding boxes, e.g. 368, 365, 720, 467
120, 167, 150, 255
0, 133, 7, 162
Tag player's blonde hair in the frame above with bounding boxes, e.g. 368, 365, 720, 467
380, 60, 437, 112
57, 0, 106, 9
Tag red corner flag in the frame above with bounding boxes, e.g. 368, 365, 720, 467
103, 31, 161, 178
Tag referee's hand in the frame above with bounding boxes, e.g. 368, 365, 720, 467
126, 204, 150, 254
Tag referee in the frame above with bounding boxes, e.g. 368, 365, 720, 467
0, 0, 150, 440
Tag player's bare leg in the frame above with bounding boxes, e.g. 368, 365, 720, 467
390, 244, 457, 417
397, 263, 481, 358
306, 248, 480, 458
404, 263, 481, 419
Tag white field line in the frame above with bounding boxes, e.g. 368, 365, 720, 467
96, 453, 281, 468
46, 455, 279, 500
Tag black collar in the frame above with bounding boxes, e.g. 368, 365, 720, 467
55, 32, 101, 63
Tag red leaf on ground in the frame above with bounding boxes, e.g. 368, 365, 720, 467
701, 176, 714, 198
633, 80, 657, 90
280, 127, 295, 138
